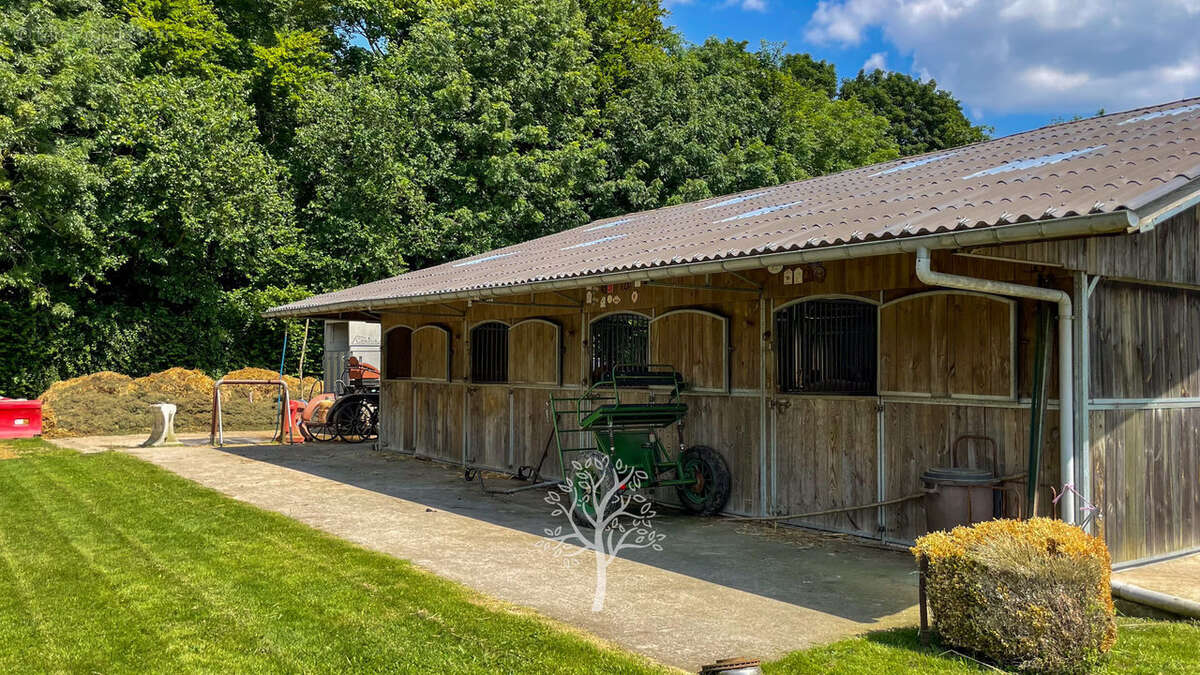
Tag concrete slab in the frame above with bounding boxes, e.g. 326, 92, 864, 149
117, 441, 918, 670
1114, 553, 1200, 604
47, 430, 276, 454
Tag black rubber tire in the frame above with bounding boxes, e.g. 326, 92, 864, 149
675, 445, 732, 516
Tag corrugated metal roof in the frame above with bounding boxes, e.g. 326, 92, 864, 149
268, 97, 1200, 317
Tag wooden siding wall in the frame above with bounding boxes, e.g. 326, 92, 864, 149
970, 206, 1200, 287
509, 320, 561, 386
883, 402, 1061, 538
379, 379, 411, 452
650, 311, 728, 391
1088, 280, 1200, 562
1090, 281, 1200, 399
772, 397, 879, 534
967, 214, 1200, 563
880, 292, 1014, 398
371, 239, 1198, 558
411, 326, 450, 380
1091, 407, 1200, 562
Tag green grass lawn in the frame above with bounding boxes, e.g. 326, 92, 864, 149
763, 620, 1200, 674
0, 439, 665, 674
2, 438, 1196, 674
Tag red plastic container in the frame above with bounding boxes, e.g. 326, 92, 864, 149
285, 399, 306, 444
0, 397, 43, 439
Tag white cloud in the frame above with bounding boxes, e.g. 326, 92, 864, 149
863, 51, 887, 71
717, 0, 768, 10
805, 0, 1200, 115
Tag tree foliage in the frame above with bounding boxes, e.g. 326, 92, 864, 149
1, 0, 979, 397
840, 69, 989, 156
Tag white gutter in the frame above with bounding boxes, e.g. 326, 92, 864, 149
915, 247, 1076, 525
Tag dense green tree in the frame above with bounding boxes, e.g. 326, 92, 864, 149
576, 0, 672, 95
1, 0, 137, 312
0, 0, 987, 397
598, 39, 896, 211
839, 69, 989, 156
123, 0, 238, 76
292, 0, 608, 273
1, 1, 302, 395
782, 52, 836, 98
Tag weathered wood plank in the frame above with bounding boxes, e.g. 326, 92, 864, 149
411, 325, 451, 380
509, 320, 560, 385
650, 310, 728, 390
466, 386, 510, 470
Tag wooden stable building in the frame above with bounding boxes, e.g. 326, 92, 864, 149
269, 99, 1200, 565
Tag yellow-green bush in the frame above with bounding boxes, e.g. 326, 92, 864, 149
912, 518, 1116, 673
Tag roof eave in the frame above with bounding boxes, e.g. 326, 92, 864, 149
263, 207, 1149, 320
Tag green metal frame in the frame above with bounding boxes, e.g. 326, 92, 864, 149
549, 363, 697, 490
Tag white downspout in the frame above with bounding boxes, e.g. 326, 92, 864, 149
915, 248, 1076, 525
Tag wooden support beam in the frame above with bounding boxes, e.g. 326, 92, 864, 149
477, 299, 581, 310
642, 281, 760, 295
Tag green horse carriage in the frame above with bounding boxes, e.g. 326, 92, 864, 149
549, 364, 732, 523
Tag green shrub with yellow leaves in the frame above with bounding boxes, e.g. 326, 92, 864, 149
912, 518, 1117, 673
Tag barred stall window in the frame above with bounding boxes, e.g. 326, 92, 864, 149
590, 313, 649, 383
470, 322, 509, 383
775, 299, 877, 394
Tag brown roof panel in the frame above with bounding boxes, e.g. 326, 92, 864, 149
269, 97, 1200, 317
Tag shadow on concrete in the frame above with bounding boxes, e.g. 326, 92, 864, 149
212, 441, 918, 623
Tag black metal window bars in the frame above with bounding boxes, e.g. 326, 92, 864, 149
776, 299, 877, 394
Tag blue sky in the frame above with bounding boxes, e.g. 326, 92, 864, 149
663, 0, 1200, 139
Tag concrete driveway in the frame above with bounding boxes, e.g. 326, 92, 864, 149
116, 439, 918, 670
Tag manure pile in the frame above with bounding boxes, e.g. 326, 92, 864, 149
40, 367, 321, 438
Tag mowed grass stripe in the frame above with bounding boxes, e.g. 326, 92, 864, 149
1, 458, 180, 671
46, 451, 535, 670
0, 481, 58, 671
0, 448, 664, 674
28, 452, 361, 671
16, 453, 300, 672
47, 452, 479, 670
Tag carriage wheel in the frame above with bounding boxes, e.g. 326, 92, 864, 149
336, 399, 377, 443
310, 419, 339, 442
676, 445, 732, 516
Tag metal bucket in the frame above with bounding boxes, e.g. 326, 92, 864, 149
921, 466, 995, 533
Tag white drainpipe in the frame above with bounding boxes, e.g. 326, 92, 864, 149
915, 247, 1076, 525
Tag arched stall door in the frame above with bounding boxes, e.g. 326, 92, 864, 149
408, 324, 458, 464
879, 291, 1016, 399
649, 309, 729, 391
411, 325, 451, 381
379, 325, 414, 453
770, 296, 881, 535
774, 297, 878, 395
508, 319, 561, 386
469, 321, 509, 384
